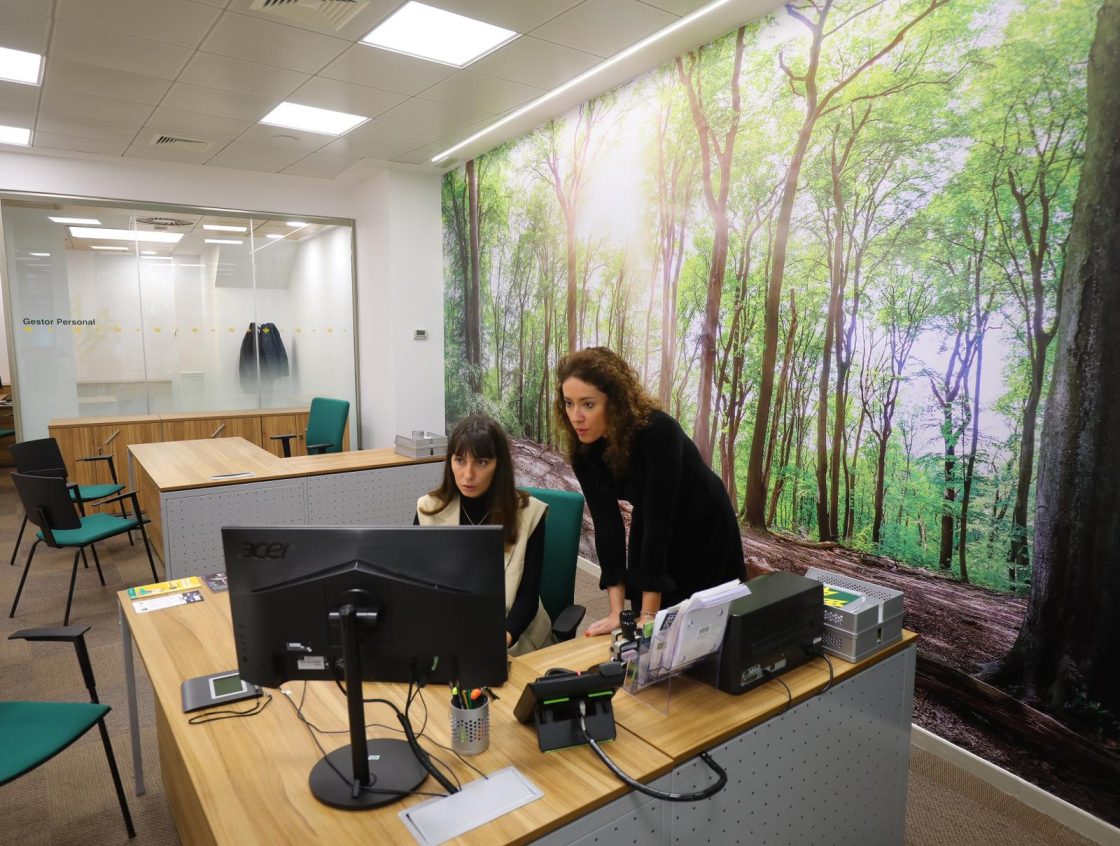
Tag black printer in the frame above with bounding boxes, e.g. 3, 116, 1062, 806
711, 571, 824, 694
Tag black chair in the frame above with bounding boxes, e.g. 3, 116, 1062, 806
9, 438, 131, 569
1, 625, 135, 838
9, 472, 159, 625
271, 397, 350, 457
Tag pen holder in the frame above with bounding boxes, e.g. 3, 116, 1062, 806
449, 698, 490, 756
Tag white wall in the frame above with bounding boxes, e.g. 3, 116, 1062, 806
0, 147, 446, 444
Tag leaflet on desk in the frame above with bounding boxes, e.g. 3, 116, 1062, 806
643, 579, 751, 681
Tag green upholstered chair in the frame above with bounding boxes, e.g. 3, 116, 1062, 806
521, 486, 587, 640
2, 625, 135, 838
9, 437, 130, 568
271, 397, 350, 457
9, 472, 159, 626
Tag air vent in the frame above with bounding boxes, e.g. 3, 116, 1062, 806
248, 0, 368, 31
135, 217, 193, 227
150, 134, 212, 152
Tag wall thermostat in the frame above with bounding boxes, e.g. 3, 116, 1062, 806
414, 329, 428, 340
181, 670, 262, 713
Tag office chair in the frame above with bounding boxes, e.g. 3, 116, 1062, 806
8, 437, 131, 569
271, 397, 350, 457
522, 486, 587, 640
2, 625, 135, 838
9, 472, 159, 626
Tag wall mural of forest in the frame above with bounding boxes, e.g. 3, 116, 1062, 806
442, 0, 1118, 824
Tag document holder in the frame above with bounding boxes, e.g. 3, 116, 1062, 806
514, 662, 624, 752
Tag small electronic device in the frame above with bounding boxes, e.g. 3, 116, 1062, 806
181, 670, 262, 713
515, 662, 625, 752
711, 571, 823, 694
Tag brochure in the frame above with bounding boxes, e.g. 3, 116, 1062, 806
127, 576, 202, 600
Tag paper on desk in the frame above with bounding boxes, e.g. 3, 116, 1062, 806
664, 579, 751, 670
399, 766, 542, 846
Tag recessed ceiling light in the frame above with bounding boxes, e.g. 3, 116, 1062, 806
205, 238, 243, 245
0, 46, 42, 85
29, 252, 50, 257
0, 124, 32, 146
175, 263, 205, 268
141, 256, 173, 261
203, 224, 248, 233
69, 227, 183, 244
285, 221, 307, 228
49, 216, 101, 225
266, 234, 285, 240
141, 250, 157, 255
361, 2, 516, 68
91, 245, 130, 251
259, 102, 368, 136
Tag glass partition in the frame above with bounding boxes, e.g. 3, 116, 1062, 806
0, 196, 357, 440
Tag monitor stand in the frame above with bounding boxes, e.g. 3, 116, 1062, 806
309, 592, 427, 810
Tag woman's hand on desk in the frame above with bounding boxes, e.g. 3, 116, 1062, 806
584, 612, 620, 637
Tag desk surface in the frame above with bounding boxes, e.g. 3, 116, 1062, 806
130, 437, 440, 492
121, 588, 673, 846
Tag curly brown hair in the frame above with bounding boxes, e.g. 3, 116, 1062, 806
554, 347, 659, 476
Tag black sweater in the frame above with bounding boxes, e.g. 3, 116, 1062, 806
572, 411, 744, 607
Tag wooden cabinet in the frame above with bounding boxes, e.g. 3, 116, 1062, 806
259, 410, 311, 457
52, 415, 161, 487
160, 411, 263, 446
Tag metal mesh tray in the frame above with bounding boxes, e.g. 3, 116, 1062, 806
821, 612, 904, 662
804, 566, 904, 634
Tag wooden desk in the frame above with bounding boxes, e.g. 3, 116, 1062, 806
129, 438, 443, 578
119, 584, 916, 846
118, 588, 673, 845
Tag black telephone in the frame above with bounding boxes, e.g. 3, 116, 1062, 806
514, 662, 626, 752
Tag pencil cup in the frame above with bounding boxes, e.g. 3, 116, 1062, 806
449, 698, 490, 756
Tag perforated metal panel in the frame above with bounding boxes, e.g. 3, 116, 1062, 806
305, 463, 443, 525
163, 480, 307, 578
530, 779, 670, 846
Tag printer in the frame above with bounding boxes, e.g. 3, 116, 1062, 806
710, 570, 824, 694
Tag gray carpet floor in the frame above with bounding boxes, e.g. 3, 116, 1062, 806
0, 471, 1099, 845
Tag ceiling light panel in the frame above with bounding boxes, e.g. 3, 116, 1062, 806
259, 102, 368, 136
0, 46, 43, 85
49, 216, 101, 225
90, 245, 129, 251
361, 2, 518, 68
0, 124, 32, 146
69, 227, 183, 244
205, 238, 243, 245
203, 224, 248, 232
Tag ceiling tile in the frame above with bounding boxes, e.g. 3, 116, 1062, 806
235, 122, 334, 152
137, 125, 235, 157
0, 79, 39, 114
0, 0, 51, 15
39, 87, 156, 126
224, 0, 398, 43
180, 52, 310, 101
418, 71, 544, 115
206, 155, 288, 173
199, 11, 349, 74
319, 44, 455, 97
161, 82, 277, 121
0, 104, 34, 128
124, 140, 212, 166
376, 97, 491, 135
144, 106, 251, 138
531, 0, 676, 59
347, 118, 435, 150
281, 152, 359, 179
318, 135, 399, 160
44, 59, 172, 105
436, 0, 583, 33
639, 0, 711, 13
286, 76, 405, 119
469, 35, 600, 90
0, 6, 50, 53
216, 139, 308, 166
56, 0, 222, 49
32, 129, 130, 156
49, 20, 193, 79
191, 0, 231, 8
35, 111, 140, 143
391, 138, 463, 166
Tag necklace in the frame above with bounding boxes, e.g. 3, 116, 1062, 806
462, 507, 491, 526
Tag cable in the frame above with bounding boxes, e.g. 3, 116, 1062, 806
187, 692, 272, 724
577, 700, 727, 802
763, 670, 794, 712
814, 648, 835, 693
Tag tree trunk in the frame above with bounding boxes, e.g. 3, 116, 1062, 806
989, 0, 1120, 713
466, 159, 483, 393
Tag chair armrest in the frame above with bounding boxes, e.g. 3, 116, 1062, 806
78, 454, 119, 483
26, 467, 68, 479
270, 433, 297, 458
96, 490, 144, 521
269, 433, 297, 442
9, 625, 91, 643
306, 442, 332, 454
551, 604, 586, 641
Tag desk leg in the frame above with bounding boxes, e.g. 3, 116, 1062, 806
119, 601, 146, 796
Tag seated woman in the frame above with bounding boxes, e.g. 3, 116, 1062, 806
415, 414, 554, 656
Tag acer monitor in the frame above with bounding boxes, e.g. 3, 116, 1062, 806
223, 524, 507, 810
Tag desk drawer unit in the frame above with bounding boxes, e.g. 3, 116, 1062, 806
305, 463, 443, 526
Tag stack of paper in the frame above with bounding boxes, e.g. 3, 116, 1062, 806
644, 579, 751, 682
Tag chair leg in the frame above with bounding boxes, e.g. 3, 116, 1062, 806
137, 524, 160, 582
64, 548, 83, 626
8, 539, 40, 619
117, 498, 135, 547
95, 718, 137, 838
8, 513, 27, 566
87, 545, 107, 586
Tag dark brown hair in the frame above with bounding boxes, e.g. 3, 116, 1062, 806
420, 414, 526, 545
554, 347, 658, 476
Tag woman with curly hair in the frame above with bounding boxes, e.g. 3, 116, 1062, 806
556, 347, 745, 637
416, 414, 554, 655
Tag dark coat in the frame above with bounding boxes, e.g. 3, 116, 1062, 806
239, 322, 289, 391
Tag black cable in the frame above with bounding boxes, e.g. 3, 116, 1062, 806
577, 701, 727, 802
815, 649, 835, 693
763, 670, 794, 712
187, 691, 272, 724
